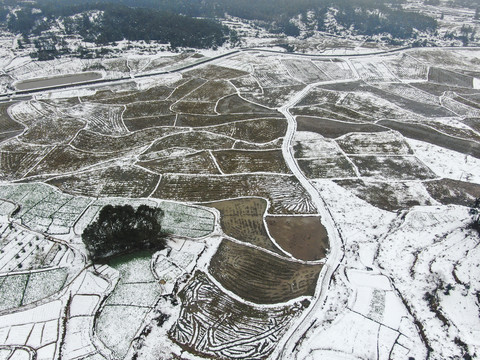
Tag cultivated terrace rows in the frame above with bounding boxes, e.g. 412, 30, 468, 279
0, 47, 479, 359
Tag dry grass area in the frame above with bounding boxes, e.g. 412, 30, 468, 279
206, 198, 282, 253
72, 128, 184, 153
183, 64, 248, 80
350, 155, 437, 181
153, 174, 316, 214
209, 239, 323, 304
296, 117, 385, 138
424, 179, 480, 207
204, 117, 287, 143
216, 94, 278, 114
265, 216, 329, 261
124, 101, 174, 119
144, 131, 235, 153
123, 115, 176, 131
213, 149, 290, 174
0, 140, 53, 180
47, 165, 160, 198
138, 151, 220, 175
297, 157, 356, 179
335, 179, 437, 211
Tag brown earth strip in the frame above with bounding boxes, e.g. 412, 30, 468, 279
296, 117, 387, 139
265, 216, 328, 261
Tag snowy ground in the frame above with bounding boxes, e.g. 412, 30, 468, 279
0, 39, 479, 360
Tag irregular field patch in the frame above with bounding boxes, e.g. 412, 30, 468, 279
47, 165, 160, 198
378, 120, 480, 159
144, 131, 235, 153
72, 128, 185, 153
138, 151, 220, 175
123, 115, 176, 131
171, 271, 303, 359
153, 174, 316, 214
209, 239, 323, 304
350, 155, 437, 181
336, 132, 413, 155
424, 179, 480, 207
213, 150, 290, 174
335, 179, 436, 211
297, 157, 356, 179
216, 94, 278, 114
265, 216, 328, 261
296, 117, 386, 138
203, 117, 288, 144
206, 198, 282, 254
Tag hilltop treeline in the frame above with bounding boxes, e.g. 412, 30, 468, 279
3, 1, 230, 49
34, 0, 436, 39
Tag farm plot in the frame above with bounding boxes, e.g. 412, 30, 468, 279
212, 150, 290, 174
0, 268, 68, 311
423, 179, 480, 207
0, 299, 63, 360
312, 59, 354, 80
153, 174, 317, 214
335, 179, 437, 211
96, 252, 161, 359
297, 157, 356, 179
349, 155, 437, 181
363, 85, 454, 117
28, 145, 117, 177
0, 103, 24, 136
229, 75, 263, 95
382, 53, 428, 81
206, 198, 282, 254
0, 183, 92, 234
293, 132, 357, 179
336, 132, 413, 155
171, 101, 218, 115
423, 119, 480, 143
71, 127, 185, 154
176, 113, 276, 128
253, 63, 303, 88
168, 78, 207, 101
440, 96, 480, 118
296, 88, 342, 107
242, 85, 305, 109
0, 224, 74, 273
234, 138, 284, 150
282, 59, 330, 83
428, 67, 474, 88
73, 197, 214, 239
0, 140, 53, 180
139, 151, 220, 175
411, 83, 480, 97
87, 85, 174, 105
202, 117, 287, 144
375, 83, 441, 107
60, 102, 127, 136
143, 131, 235, 154
265, 216, 328, 261
124, 101, 174, 119
216, 94, 278, 114
123, 115, 176, 131
350, 58, 397, 83
292, 104, 375, 123
339, 92, 415, 120
378, 120, 480, 159
209, 239, 323, 304
171, 271, 303, 360
47, 165, 160, 199
182, 80, 236, 102
183, 64, 248, 80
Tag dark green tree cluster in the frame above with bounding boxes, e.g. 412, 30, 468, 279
82, 204, 167, 261
4, 1, 230, 49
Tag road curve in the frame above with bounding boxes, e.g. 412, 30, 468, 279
272, 84, 344, 359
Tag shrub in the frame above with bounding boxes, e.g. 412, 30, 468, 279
82, 204, 166, 261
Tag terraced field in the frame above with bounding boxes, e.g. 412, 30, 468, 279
0, 47, 479, 360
